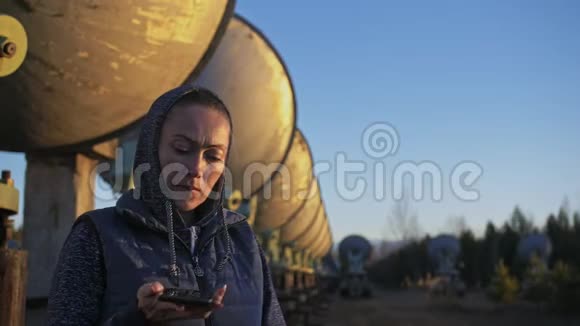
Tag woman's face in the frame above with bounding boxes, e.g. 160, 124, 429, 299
158, 102, 230, 212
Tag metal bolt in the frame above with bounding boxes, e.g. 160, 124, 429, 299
1, 42, 17, 58
1, 170, 14, 186
1, 170, 10, 182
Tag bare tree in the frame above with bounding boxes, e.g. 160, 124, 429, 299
385, 193, 421, 241
444, 215, 468, 236
561, 196, 571, 217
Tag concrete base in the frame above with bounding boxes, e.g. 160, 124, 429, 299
22, 153, 97, 324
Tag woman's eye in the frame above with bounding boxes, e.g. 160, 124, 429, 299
174, 147, 189, 154
205, 153, 223, 162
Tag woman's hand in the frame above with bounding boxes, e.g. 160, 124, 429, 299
136, 282, 227, 322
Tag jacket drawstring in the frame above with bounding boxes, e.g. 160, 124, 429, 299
216, 208, 232, 272
165, 200, 233, 285
165, 200, 181, 286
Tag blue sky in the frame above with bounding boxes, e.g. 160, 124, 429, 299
1, 0, 579, 243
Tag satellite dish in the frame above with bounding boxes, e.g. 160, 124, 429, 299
316, 231, 333, 257
190, 15, 296, 198
279, 179, 321, 244
310, 225, 329, 258
428, 234, 461, 276
253, 129, 314, 232
517, 234, 552, 263
315, 227, 333, 258
293, 203, 326, 250
100, 15, 297, 202
319, 240, 332, 260
338, 235, 373, 263
0, 0, 234, 151
317, 222, 334, 258
339, 235, 372, 275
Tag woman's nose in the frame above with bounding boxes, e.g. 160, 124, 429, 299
186, 153, 205, 177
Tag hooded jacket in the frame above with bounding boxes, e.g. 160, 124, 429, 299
47, 85, 286, 326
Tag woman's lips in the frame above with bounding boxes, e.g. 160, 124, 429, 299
177, 184, 202, 192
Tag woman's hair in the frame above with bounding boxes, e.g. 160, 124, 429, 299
171, 88, 233, 148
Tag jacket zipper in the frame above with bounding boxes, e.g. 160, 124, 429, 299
190, 226, 199, 255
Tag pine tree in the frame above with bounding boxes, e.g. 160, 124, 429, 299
557, 206, 570, 231
459, 230, 480, 287
499, 223, 520, 272
480, 222, 498, 285
510, 206, 533, 235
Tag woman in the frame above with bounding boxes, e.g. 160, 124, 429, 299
47, 86, 286, 326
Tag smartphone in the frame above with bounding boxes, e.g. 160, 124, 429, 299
158, 288, 214, 307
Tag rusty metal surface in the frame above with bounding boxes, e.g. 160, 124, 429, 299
253, 130, 313, 232
279, 179, 321, 244
191, 15, 296, 198
0, 0, 235, 151
0, 249, 28, 326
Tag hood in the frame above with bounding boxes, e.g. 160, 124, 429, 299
132, 84, 225, 228
125, 85, 232, 286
